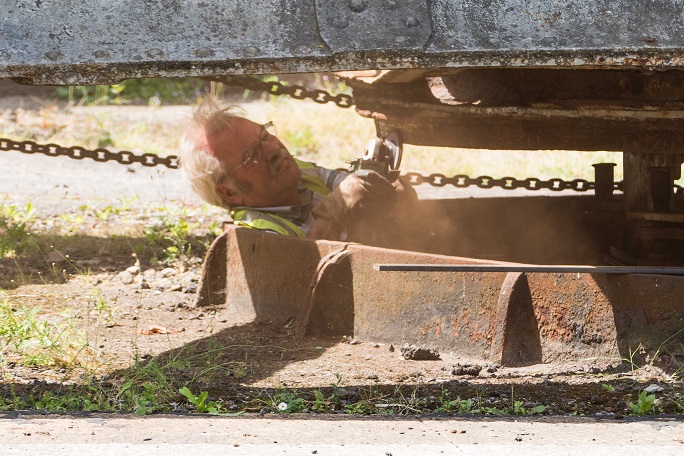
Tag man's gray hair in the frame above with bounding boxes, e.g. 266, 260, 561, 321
178, 100, 250, 209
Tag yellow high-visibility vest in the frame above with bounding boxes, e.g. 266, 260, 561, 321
230, 159, 336, 237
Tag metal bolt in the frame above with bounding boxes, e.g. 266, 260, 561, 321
406, 17, 420, 28
385, 0, 398, 10
145, 48, 165, 59
92, 50, 111, 59
243, 46, 260, 57
349, 0, 368, 13
193, 47, 215, 58
44, 50, 63, 61
333, 16, 350, 29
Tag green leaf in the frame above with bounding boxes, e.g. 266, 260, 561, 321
116, 381, 133, 399
179, 387, 196, 404
529, 405, 546, 414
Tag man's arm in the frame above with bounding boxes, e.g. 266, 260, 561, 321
308, 170, 397, 240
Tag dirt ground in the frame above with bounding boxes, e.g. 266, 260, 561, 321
1, 86, 682, 416
2, 258, 680, 416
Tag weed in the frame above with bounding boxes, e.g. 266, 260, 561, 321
89, 289, 117, 325
510, 386, 546, 415
269, 388, 306, 413
0, 203, 36, 257
436, 389, 474, 413
0, 292, 86, 367
33, 386, 115, 412
311, 390, 328, 412
512, 401, 546, 415
602, 383, 616, 392
343, 401, 373, 414
179, 387, 223, 414
143, 207, 202, 264
628, 390, 657, 415
117, 380, 164, 415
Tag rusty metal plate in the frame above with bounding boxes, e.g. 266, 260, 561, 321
196, 224, 684, 366
315, 0, 431, 51
4, 1, 684, 84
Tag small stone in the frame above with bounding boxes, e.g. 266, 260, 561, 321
184, 283, 198, 294
119, 271, 134, 285
169, 284, 183, 292
400, 344, 440, 361
350, 339, 362, 345
644, 384, 664, 394
155, 278, 173, 291
143, 269, 156, 279
161, 267, 177, 277
388, 344, 395, 352
126, 266, 140, 276
452, 363, 482, 376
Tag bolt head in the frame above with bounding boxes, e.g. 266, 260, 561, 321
333, 15, 350, 28
349, 0, 368, 13
406, 16, 420, 28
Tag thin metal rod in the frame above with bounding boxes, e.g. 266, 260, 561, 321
373, 264, 684, 275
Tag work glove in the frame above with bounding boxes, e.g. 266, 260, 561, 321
311, 170, 397, 235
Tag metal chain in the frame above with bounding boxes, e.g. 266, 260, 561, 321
204, 75, 355, 108
402, 172, 625, 192
12, 137, 684, 194
0, 138, 178, 169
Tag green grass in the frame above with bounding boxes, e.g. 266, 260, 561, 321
0, 291, 86, 368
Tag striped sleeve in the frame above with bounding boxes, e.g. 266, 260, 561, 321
316, 165, 349, 191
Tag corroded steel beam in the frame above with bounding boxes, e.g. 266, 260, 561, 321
3, 1, 684, 84
196, 224, 684, 366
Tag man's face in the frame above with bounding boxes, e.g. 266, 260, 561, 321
208, 118, 302, 208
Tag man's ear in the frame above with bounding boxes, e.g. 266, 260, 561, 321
216, 182, 245, 206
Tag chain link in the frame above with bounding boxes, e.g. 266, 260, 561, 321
0, 138, 178, 169
205, 76, 354, 109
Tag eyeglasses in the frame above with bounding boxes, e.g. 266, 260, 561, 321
229, 121, 277, 173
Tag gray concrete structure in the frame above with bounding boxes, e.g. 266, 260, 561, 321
3, 1, 684, 84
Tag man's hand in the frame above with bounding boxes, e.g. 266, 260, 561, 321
307, 217, 341, 240
311, 170, 396, 233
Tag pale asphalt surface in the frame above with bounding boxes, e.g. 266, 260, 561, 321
0, 150, 560, 216
0, 414, 682, 455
